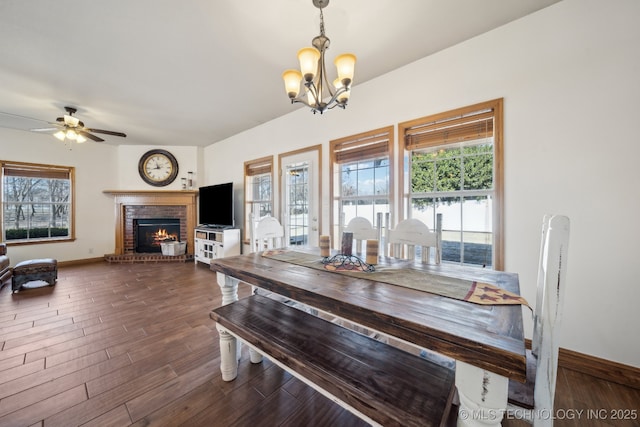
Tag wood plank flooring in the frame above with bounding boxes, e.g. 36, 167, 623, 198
0, 261, 637, 427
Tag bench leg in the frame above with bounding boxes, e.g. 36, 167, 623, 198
249, 348, 263, 364
455, 361, 508, 426
216, 323, 239, 381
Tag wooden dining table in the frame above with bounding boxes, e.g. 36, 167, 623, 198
209, 249, 527, 427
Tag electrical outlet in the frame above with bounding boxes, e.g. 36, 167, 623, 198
88, 248, 94, 254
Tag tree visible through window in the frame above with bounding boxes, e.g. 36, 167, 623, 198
399, 99, 503, 269
1, 161, 75, 243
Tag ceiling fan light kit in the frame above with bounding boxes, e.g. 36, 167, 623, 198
30, 106, 127, 149
282, 0, 356, 114
53, 129, 87, 143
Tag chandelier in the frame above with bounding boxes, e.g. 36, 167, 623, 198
282, 0, 356, 114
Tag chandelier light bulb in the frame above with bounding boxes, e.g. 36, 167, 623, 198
282, 69, 303, 98
297, 47, 321, 82
334, 53, 356, 85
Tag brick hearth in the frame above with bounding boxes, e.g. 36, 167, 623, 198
104, 253, 193, 263
125, 205, 186, 253
103, 190, 198, 262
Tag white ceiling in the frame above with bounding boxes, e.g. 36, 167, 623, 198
0, 0, 561, 147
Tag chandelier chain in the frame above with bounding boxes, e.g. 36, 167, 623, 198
319, 7, 325, 36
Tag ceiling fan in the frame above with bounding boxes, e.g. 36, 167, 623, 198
31, 106, 126, 143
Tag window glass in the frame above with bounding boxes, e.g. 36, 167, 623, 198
400, 99, 502, 268
2, 162, 74, 242
244, 157, 274, 241
330, 126, 393, 246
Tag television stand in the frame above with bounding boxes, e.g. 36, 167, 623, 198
198, 224, 233, 230
194, 227, 240, 265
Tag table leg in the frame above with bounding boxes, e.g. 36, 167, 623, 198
215, 273, 263, 382
456, 361, 508, 426
217, 272, 238, 305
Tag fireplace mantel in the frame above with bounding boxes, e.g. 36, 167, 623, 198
104, 190, 198, 256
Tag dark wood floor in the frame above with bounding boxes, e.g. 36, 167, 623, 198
0, 261, 637, 427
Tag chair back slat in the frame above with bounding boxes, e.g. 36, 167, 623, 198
342, 217, 379, 255
533, 214, 570, 426
251, 216, 285, 252
387, 215, 442, 264
532, 214, 551, 357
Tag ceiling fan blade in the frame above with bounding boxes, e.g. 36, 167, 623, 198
30, 127, 60, 132
78, 130, 104, 142
86, 128, 126, 138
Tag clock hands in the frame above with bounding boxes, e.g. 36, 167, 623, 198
146, 158, 169, 173
139, 150, 178, 186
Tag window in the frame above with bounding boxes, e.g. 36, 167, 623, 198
244, 156, 273, 241
330, 126, 394, 245
1, 161, 75, 243
399, 99, 503, 269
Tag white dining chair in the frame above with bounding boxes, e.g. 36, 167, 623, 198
251, 215, 285, 252
387, 215, 442, 264
341, 216, 380, 255
507, 214, 570, 426
250, 214, 320, 319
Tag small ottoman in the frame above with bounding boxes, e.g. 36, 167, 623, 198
12, 258, 57, 293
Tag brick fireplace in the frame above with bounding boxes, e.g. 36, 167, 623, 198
103, 190, 198, 262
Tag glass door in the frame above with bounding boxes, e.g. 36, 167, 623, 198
279, 146, 320, 248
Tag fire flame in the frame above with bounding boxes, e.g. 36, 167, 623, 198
153, 228, 178, 244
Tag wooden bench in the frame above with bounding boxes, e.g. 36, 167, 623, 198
210, 294, 456, 427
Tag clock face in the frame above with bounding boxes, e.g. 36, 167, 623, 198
138, 149, 179, 187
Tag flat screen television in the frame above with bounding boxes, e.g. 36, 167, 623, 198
198, 182, 234, 228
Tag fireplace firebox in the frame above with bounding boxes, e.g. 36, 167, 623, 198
135, 218, 180, 253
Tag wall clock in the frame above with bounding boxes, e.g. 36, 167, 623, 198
138, 149, 179, 187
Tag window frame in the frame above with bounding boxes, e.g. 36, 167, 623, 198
243, 156, 274, 243
329, 126, 394, 246
398, 99, 504, 269
1, 160, 76, 245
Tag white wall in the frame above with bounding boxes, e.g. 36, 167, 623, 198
0, 127, 118, 264
204, 0, 640, 367
117, 145, 201, 191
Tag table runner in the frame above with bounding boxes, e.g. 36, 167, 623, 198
262, 249, 529, 307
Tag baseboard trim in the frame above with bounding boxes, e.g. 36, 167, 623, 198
525, 339, 639, 389
57, 257, 105, 267
558, 347, 640, 390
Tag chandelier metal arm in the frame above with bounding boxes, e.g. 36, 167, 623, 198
288, 84, 349, 114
